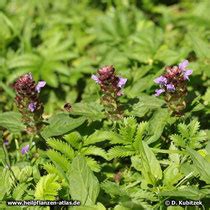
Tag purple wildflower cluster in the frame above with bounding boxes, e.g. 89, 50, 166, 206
92, 65, 127, 119
13, 73, 46, 133
154, 60, 193, 115
92, 66, 127, 96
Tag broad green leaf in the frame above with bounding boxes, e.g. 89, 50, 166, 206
127, 96, 164, 117
0, 112, 25, 133
160, 186, 205, 200
147, 109, 169, 144
41, 113, 85, 139
70, 102, 105, 121
163, 163, 183, 186
187, 148, 210, 184
69, 155, 100, 206
141, 142, 162, 182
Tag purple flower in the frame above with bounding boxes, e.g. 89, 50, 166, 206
178, 60, 189, 71
21, 144, 29, 155
154, 89, 165, 96
117, 77, 127, 88
91, 75, 100, 84
183, 70, 193, 80
3, 139, 9, 145
28, 102, 36, 112
154, 76, 167, 85
166, 84, 175, 92
35, 81, 46, 93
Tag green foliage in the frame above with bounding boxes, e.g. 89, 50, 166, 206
69, 155, 100, 206
0, 112, 25, 133
187, 148, 210, 184
107, 117, 150, 159
170, 119, 207, 149
41, 113, 85, 139
1, 0, 210, 209
34, 174, 61, 200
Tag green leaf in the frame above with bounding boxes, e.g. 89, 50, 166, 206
160, 186, 205, 200
46, 150, 71, 172
13, 183, 28, 200
70, 102, 105, 121
81, 146, 107, 160
128, 96, 164, 117
64, 132, 82, 149
108, 146, 135, 159
0, 112, 25, 133
34, 174, 61, 200
46, 138, 75, 160
163, 163, 183, 186
187, 32, 210, 59
84, 131, 113, 146
147, 109, 169, 144
69, 155, 100, 206
41, 113, 85, 139
135, 141, 162, 184
187, 148, 210, 184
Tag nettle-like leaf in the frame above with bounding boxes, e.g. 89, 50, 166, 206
170, 119, 206, 149
83, 130, 114, 146
101, 181, 154, 209
127, 95, 164, 117
64, 132, 82, 149
68, 155, 100, 206
34, 174, 61, 200
69, 102, 105, 121
41, 113, 85, 139
160, 185, 208, 200
0, 112, 25, 133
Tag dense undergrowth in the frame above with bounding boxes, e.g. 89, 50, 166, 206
0, 0, 210, 209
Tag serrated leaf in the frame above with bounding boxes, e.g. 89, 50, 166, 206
128, 96, 164, 117
81, 146, 107, 160
41, 113, 85, 139
70, 102, 105, 121
34, 174, 61, 200
69, 155, 100, 205
46, 150, 71, 172
47, 138, 74, 160
147, 109, 169, 144
187, 148, 210, 184
0, 112, 25, 133
108, 146, 135, 159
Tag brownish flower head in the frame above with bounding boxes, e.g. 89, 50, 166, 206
13, 73, 36, 96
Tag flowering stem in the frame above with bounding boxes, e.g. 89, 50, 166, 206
92, 66, 127, 120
